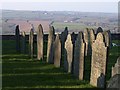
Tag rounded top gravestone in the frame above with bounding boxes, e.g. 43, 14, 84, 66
96, 27, 103, 35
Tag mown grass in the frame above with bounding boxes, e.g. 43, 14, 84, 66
2, 40, 94, 89
2, 39, 120, 89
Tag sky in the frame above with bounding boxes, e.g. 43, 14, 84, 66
0, 0, 119, 13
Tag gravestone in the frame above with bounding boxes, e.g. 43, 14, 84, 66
88, 29, 95, 55
37, 24, 43, 60
29, 28, 34, 59
60, 27, 68, 53
90, 32, 108, 88
60, 27, 68, 66
47, 26, 55, 63
83, 28, 89, 56
112, 56, 120, 77
103, 30, 112, 49
89, 29, 95, 46
64, 34, 73, 73
96, 27, 103, 35
15, 25, 20, 52
21, 31, 26, 54
107, 56, 120, 89
73, 32, 85, 80
53, 34, 61, 67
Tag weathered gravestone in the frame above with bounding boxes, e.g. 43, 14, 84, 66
96, 27, 103, 35
64, 34, 73, 73
37, 24, 43, 60
60, 27, 68, 66
29, 28, 34, 59
103, 30, 112, 49
83, 28, 89, 56
73, 32, 85, 80
89, 29, 95, 46
112, 56, 120, 77
47, 26, 55, 63
53, 34, 61, 67
15, 25, 20, 52
60, 27, 68, 58
88, 29, 95, 55
21, 31, 26, 54
90, 32, 108, 88
107, 56, 120, 89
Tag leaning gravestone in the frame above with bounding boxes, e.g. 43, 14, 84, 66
73, 32, 85, 80
46, 26, 55, 63
29, 28, 34, 59
15, 25, 20, 52
64, 34, 73, 73
21, 31, 26, 54
90, 32, 108, 88
53, 34, 61, 67
37, 24, 43, 60
107, 56, 120, 89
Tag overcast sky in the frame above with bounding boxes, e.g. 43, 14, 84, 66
1, 0, 119, 13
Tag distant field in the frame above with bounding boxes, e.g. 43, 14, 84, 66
52, 22, 98, 33
2, 20, 51, 35
1, 10, 119, 35
1, 20, 105, 35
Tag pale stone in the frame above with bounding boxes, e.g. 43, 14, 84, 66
29, 28, 34, 59
37, 24, 43, 60
64, 34, 73, 73
112, 56, 120, 77
90, 32, 108, 87
89, 29, 95, 46
83, 28, 89, 56
103, 30, 112, 49
21, 31, 26, 54
54, 34, 61, 67
46, 26, 55, 63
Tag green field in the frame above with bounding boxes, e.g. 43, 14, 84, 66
2, 39, 120, 89
53, 22, 98, 33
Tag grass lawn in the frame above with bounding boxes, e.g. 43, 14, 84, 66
2, 39, 120, 89
2, 40, 94, 89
